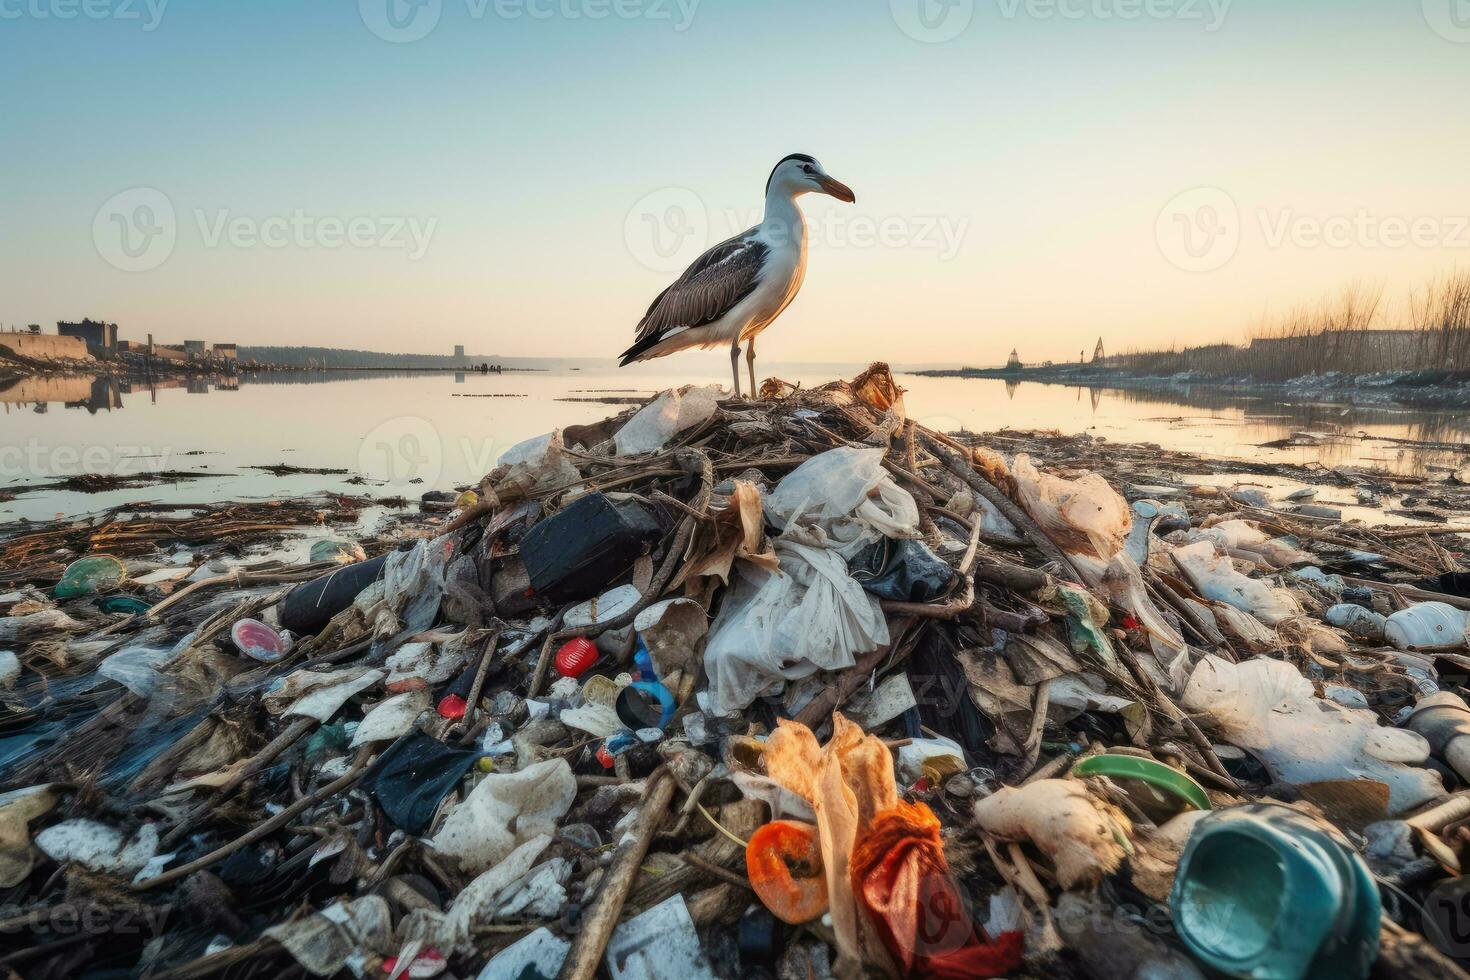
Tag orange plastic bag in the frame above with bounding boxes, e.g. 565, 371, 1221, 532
851, 801, 1024, 979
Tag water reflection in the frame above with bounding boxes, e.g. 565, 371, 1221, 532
2, 369, 1468, 526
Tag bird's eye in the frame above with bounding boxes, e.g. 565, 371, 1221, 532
803, 166, 817, 175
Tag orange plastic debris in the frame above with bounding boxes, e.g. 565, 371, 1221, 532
852, 800, 1024, 979
745, 820, 830, 924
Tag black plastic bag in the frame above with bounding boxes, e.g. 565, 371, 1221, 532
361, 734, 480, 835
849, 538, 957, 603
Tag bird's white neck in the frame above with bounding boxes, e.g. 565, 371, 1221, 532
761, 188, 806, 248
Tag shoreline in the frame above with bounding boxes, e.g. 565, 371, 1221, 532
914, 364, 1470, 410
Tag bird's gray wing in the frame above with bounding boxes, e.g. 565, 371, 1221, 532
623, 230, 768, 359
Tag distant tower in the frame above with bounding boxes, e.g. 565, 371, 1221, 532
1093, 337, 1105, 363
1005, 348, 1022, 372
454, 345, 466, 358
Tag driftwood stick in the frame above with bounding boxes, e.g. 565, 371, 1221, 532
558, 770, 678, 980
162, 716, 317, 848
918, 433, 1082, 580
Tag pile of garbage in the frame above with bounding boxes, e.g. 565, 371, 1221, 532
3, 363, 1470, 979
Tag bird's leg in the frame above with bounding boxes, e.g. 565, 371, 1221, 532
746, 336, 757, 400
729, 341, 742, 399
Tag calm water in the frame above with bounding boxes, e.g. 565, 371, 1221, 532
4, 362, 1469, 524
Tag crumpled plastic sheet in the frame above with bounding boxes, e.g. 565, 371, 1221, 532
1172, 540, 1303, 627
428, 758, 575, 873
703, 537, 889, 713
34, 819, 159, 878
0, 784, 60, 886
265, 894, 394, 977
1182, 656, 1443, 814
402, 834, 553, 955
362, 734, 481, 836
614, 385, 722, 456
279, 668, 386, 723
1011, 454, 1131, 567
766, 446, 920, 558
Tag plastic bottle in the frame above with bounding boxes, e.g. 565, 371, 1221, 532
1171, 804, 1380, 979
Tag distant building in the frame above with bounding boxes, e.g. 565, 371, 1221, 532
215, 343, 238, 362
57, 319, 118, 357
1093, 338, 1105, 363
454, 344, 466, 358
1005, 348, 1023, 372
184, 340, 207, 360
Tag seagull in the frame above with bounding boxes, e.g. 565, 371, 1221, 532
619, 154, 855, 398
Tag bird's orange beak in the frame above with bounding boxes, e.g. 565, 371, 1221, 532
816, 175, 856, 204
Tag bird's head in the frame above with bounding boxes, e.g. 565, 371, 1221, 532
766, 154, 855, 204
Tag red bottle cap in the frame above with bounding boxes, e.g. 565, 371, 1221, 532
555, 638, 599, 679
436, 694, 467, 720
596, 744, 615, 769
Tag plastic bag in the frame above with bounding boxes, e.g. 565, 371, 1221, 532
766, 446, 920, 556
428, 758, 575, 873
1171, 540, 1302, 626
614, 385, 721, 456
1181, 656, 1442, 814
1011, 454, 1130, 563
848, 538, 956, 603
854, 800, 1025, 978
362, 734, 481, 835
492, 430, 583, 500
703, 538, 889, 713
1383, 602, 1470, 651
382, 537, 453, 636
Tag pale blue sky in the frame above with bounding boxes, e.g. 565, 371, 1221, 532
3, 0, 1468, 363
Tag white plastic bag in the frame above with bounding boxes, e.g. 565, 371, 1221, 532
1384, 602, 1470, 651
703, 539, 889, 713
493, 430, 583, 498
765, 446, 919, 555
429, 759, 575, 874
1182, 656, 1442, 814
1012, 455, 1130, 563
1171, 540, 1302, 627
614, 385, 721, 456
